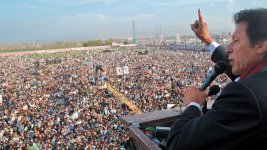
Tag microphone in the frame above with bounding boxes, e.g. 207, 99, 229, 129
200, 61, 227, 91
170, 85, 220, 110
201, 61, 226, 114
208, 85, 220, 96
202, 85, 221, 113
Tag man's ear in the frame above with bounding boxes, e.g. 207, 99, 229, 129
256, 40, 267, 55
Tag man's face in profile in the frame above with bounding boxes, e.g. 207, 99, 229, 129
227, 22, 260, 75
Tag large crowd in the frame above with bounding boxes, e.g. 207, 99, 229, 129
0, 47, 230, 149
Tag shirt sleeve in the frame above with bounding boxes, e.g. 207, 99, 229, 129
187, 102, 201, 111
208, 41, 219, 53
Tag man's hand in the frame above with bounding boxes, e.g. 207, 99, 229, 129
183, 86, 208, 106
191, 9, 213, 45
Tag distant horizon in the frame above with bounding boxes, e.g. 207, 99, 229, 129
0, 32, 232, 46
1, 0, 266, 44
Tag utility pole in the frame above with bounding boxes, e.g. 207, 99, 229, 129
132, 19, 136, 44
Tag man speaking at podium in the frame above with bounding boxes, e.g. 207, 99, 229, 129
167, 8, 267, 149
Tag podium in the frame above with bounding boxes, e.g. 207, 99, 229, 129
120, 110, 181, 150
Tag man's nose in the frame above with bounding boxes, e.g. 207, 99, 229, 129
226, 42, 233, 54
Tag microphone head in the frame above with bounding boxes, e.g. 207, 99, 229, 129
208, 85, 220, 96
214, 61, 227, 74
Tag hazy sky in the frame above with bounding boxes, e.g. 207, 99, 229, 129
0, 0, 266, 44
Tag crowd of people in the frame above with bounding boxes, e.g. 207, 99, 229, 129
0, 47, 230, 149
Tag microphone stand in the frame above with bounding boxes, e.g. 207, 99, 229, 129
202, 101, 208, 114
199, 61, 226, 114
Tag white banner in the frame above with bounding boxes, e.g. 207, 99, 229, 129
123, 66, 129, 75
116, 67, 123, 75
116, 66, 129, 75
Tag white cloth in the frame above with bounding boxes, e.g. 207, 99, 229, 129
187, 102, 201, 111
208, 41, 219, 53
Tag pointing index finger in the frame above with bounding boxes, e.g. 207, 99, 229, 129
198, 8, 204, 26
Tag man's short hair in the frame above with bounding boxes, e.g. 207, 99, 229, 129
234, 8, 267, 47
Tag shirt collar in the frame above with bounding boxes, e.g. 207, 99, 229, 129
240, 61, 267, 80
